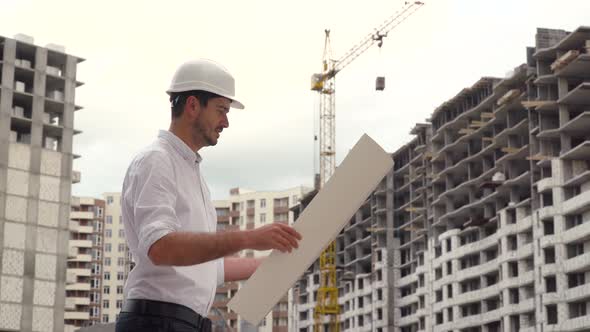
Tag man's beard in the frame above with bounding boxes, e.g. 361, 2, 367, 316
192, 120, 217, 147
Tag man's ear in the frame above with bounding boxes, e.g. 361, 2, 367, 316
185, 96, 201, 119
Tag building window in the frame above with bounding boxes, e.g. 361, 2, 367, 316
546, 276, 557, 292
104, 258, 111, 266
569, 302, 587, 318
116, 300, 123, 309
117, 286, 123, 294
107, 196, 113, 204
105, 229, 112, 238
274, 213, 288, 222
103, 300, 109, 308
104, 272, 110, 280
547, 305, 558, 324
117, 257, 124, 266
566, 214, 584, 229
260, 213, 266, 224
543, 219, 555, 235
104, 286, 110, 294
90, 279, 99, 289
105, 243, 111, 252
568, 273, 585, 288
567, 243, 584, 259
93, 235, 102, 247
260, 199, 266, 208
106, 216, 112, 224
117, 272, 124, 281
102, 315, 109, 323
119, 229, 125, 238
118, 243, 126, 252
119, 216, 123, 224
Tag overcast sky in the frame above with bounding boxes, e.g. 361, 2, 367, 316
1, 0, 589, 200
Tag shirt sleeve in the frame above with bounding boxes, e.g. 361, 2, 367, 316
217, 258, 225, 286
131, 152, 181, 257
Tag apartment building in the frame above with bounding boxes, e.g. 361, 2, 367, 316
0, 34, 83, 332
208, 186, 312, 331
101, 192, 130, 324
210, 199, 240, 331
65, 197, 105, 331
295, 26, 590, 332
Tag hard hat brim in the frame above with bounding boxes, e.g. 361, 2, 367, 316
229, 98, 245, 110
166, 88, 244, 110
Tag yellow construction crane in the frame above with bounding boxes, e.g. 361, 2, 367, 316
311, 2, 424, 331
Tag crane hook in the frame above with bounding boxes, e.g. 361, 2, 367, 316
373, 31, 388, 48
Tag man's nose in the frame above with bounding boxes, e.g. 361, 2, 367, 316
222, 114, 229, 128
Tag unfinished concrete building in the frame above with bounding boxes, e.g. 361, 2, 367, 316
294, 26, 590, 332
294, 173, 397, 332
394, 26, 590, 332
209, 199, 239, 331
0, 34, 83, 332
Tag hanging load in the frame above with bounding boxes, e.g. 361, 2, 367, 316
376, 76, 385, 91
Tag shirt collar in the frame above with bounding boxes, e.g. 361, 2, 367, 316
158, 130, 202, 164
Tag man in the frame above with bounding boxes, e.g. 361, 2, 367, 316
116, 59, 302, 332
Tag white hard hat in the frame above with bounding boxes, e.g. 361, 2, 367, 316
166, 59, 244, 109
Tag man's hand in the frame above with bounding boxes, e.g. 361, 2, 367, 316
245, 223, 302, 253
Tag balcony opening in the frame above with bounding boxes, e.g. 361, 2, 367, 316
436, 312, 443, 325
435, 290, 442, 302
485, 298, 500, 312
543, 218, 555, 235
568, 273, 585, 289
507, 208, 516, 224
510, 315, 520, 331
508, 235, 517, 251
541, 192, 553, 207
485, 272, 499, 286
509, 288, 520, 304
566, 242, 584, 259
565, 185, 582, 200
508, 262, 519, 278
569, 301, 587, 319
566, 214, 585, 230
547, 304, 558, 324
544, 247, 556, 264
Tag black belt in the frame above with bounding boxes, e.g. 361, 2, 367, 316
121, 299, 212, 331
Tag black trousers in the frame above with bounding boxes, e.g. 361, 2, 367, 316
116, 311, 213, 332
115, 298, 213, 332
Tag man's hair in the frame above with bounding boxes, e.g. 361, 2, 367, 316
169, 90, 223, 118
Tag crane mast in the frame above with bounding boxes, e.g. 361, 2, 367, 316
310, 2, 424, 331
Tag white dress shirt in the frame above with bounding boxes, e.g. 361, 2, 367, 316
121, 130, 224, 316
